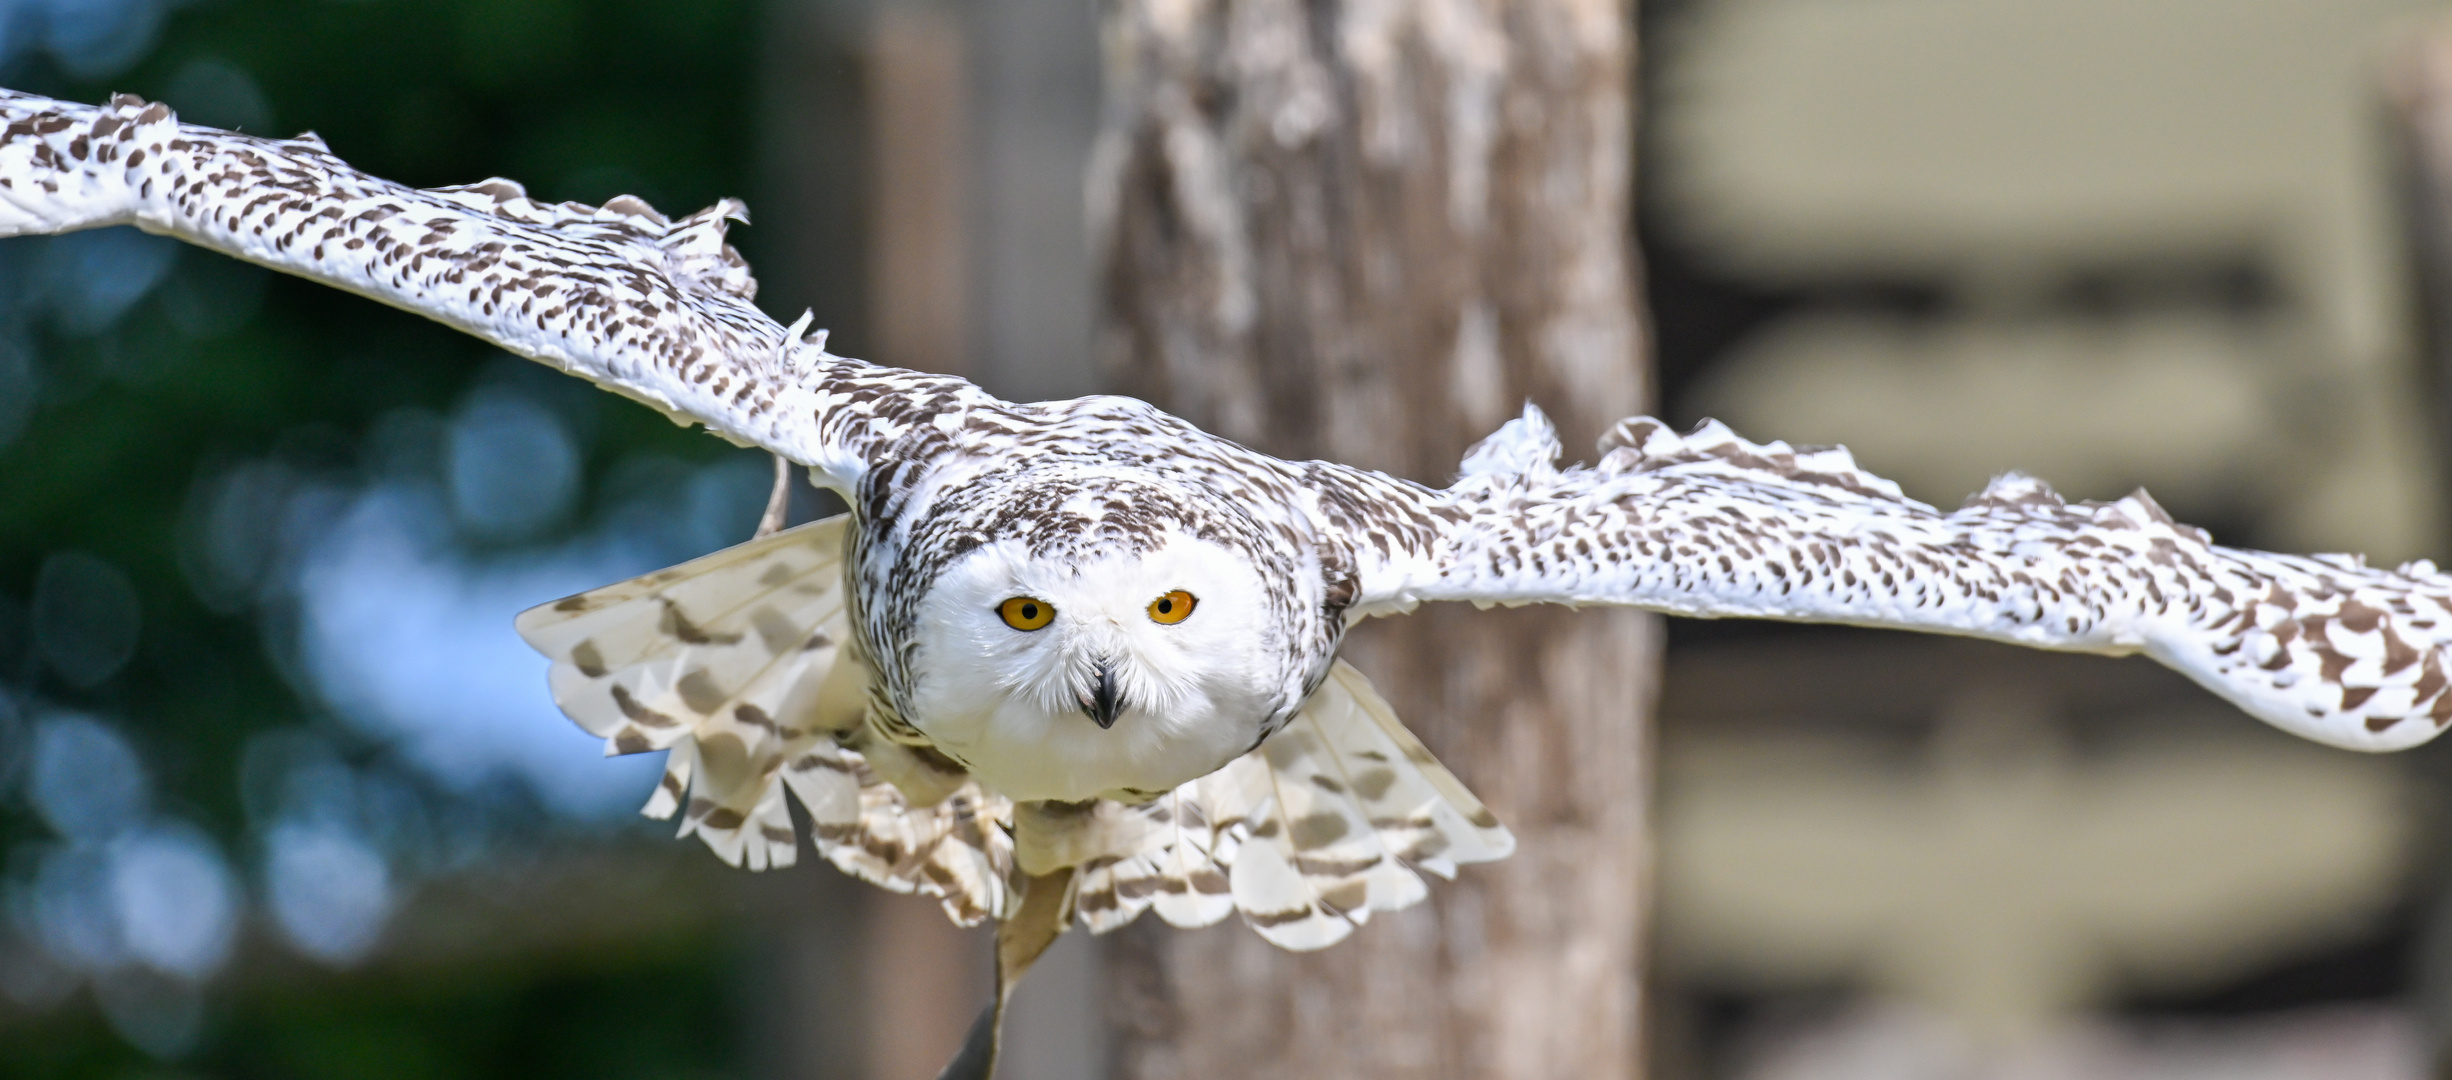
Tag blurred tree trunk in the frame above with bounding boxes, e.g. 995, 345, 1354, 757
1091, 2, 1658, 1078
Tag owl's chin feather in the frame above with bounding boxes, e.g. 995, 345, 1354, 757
925, 693, 1265, 804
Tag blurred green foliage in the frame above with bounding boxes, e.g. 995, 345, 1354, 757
11, 930, 743, 1080
0, 0, 824, 1075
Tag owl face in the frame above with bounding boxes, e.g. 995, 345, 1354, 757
906, 528, 1284, 803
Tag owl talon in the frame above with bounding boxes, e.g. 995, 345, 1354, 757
753, 453, 791, 539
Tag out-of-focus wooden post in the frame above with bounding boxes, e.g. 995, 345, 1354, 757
868, 3, 972, 380
862, 6, 996, 1079
2386, 23, 2452, 1077
1090, 1, 1659, 1077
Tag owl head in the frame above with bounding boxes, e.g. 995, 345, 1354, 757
898, 472, 1311, 803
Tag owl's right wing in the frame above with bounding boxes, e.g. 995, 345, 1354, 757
514, 514, 1016, 925
1340, 407, 2452, 755
0, 90, 986, 488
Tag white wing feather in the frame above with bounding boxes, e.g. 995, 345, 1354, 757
1376, 407, 2452, 753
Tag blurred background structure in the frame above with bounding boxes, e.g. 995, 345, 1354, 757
0, 0, 2449, 1078
1645, 1, 2452, 1077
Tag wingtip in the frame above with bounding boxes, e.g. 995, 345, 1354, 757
1480, 823, 1518, 862
598, 194, 669, 226
1455, 402, 1562, 481
1965, 471, 2066, 512
509, 600, 564, 649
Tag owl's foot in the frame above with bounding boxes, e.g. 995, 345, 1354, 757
754, 453, 791, 539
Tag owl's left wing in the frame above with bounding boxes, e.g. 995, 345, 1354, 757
0, 90, 984, 487
1344, 406, 2452, 754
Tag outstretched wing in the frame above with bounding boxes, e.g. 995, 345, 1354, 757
0, 90, 981, 486
1037, 660, 1514, 950
1365, 406, 2452, 754
515, 514, 1015, 924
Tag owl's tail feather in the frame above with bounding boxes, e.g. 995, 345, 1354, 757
1055, 660, 1516, 950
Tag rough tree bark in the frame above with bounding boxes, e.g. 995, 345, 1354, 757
1091, 2, 1658, 1077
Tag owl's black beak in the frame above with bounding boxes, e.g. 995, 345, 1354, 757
1084, 662, 1122, 730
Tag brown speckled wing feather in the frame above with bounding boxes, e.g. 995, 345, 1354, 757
1377, 407, 2452, 753
0, 90, 989, 489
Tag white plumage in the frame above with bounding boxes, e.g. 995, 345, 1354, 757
5, 89, 2447, 966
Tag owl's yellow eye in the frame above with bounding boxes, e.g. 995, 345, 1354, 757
1147, 590, 1197, 624
999, 597, 1054, 631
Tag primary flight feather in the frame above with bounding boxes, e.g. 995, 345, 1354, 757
6, 89, 2449, 962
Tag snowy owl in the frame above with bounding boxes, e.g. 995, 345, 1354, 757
7, 90, 2452, 1061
